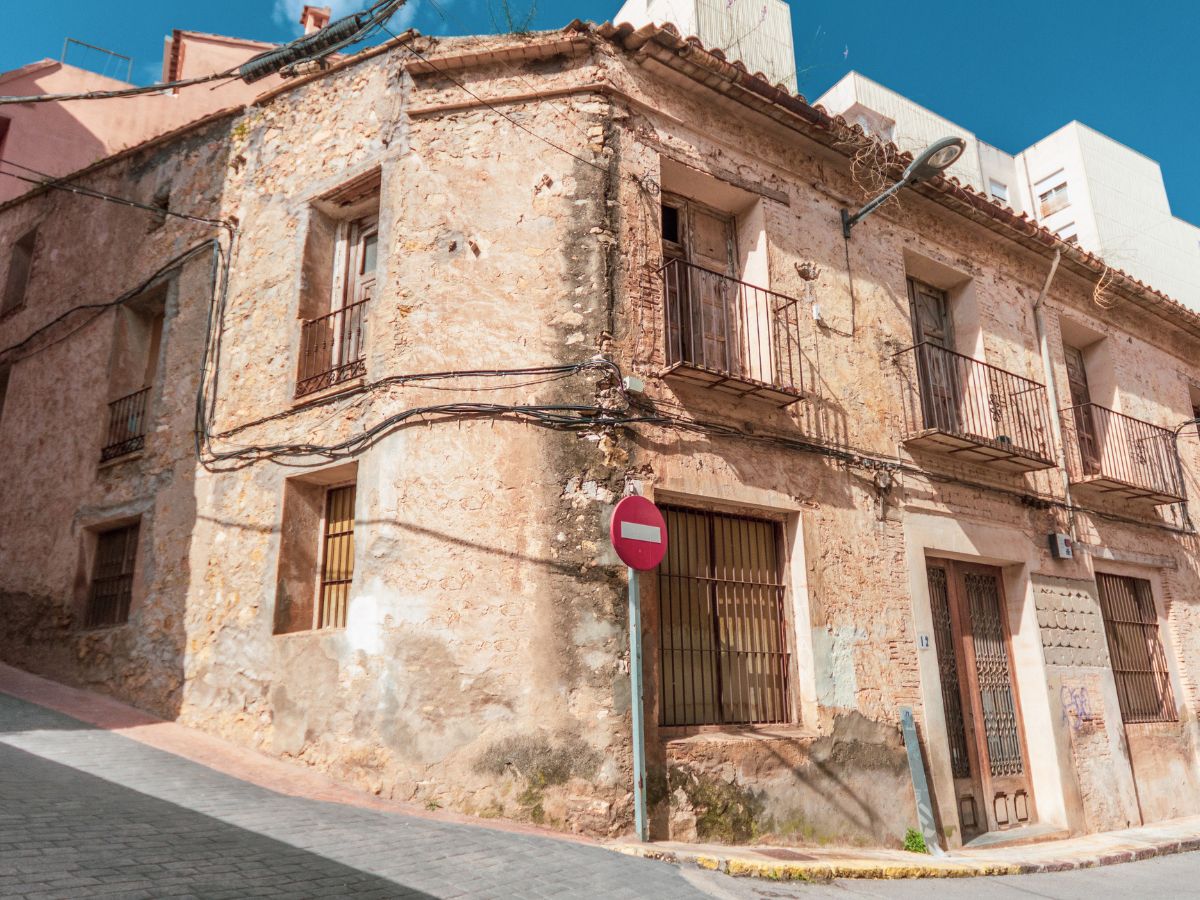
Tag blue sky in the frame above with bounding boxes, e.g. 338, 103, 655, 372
4, 0, 1198, 222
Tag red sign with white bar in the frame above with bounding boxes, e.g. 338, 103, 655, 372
610, 495, 668, 571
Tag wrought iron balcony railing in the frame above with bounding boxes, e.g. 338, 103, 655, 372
660, 258, 805, 406
897, 341, 1055, 472
101, 386, 150, 461
296, 298, 368, 398
1061, 403, 1184, 504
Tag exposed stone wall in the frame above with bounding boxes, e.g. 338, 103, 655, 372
0, 120, 235, 717
2, 29, 1200, 851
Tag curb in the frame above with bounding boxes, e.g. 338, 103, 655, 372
608, 834, 1200, 880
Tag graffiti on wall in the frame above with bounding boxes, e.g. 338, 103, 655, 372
1060, 684, 1097, 732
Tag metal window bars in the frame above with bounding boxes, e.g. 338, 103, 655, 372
296, 299, 368, 398
660, 257, 805, 404
897, 341, 1055, 469
1061, 403, 1184, 504
1096, 574, 1177, 724
657, 505, 791, 728
316, 484, 356, 629
85, 523, 139, 628
101, 386, 150, 461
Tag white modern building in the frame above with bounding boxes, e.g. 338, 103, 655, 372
614, 0, 797, 90
819, 72, 1200, 310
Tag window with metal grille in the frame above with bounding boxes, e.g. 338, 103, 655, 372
85, 523, 139, 627
316, 484, 356, 629
657, 505, 791, 727
1096, 573, 1177, 724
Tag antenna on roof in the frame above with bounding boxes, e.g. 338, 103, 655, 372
60, 38, 134, 83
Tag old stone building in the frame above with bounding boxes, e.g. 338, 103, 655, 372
2, 20, 1199, 851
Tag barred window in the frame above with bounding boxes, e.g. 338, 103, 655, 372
657, 505, 791, 727
316, 483, 356, 629
1096, 573, 1177, 724
274, 468, 357, 634
86, 522, 139, 627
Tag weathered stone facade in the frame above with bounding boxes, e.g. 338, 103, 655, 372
1, 23, 1199, 850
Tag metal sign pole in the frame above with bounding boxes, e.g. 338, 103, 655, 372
900, 706, 944, 856
628, 565, 648, 841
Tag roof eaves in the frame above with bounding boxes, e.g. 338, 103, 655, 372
0, 105, 242, 217
591, 20, 1200, 341
0, 59, 61, 88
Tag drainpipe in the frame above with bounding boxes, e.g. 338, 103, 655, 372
1032, 249, 1075, 537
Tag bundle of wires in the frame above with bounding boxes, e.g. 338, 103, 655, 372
0, 0, 410, 105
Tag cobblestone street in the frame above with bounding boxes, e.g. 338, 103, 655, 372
3, 689, 1200, 898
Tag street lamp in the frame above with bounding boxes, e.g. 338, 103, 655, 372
841, 136, 967, 239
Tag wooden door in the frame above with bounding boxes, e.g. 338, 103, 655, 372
908, 279, 960, 433
1063, 345, 1100, 474
661, 194, 737, 374
926, 560, 1035, 840
335, 215, 376, 370
688, 205, 737, 375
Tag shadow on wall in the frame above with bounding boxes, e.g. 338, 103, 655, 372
655, 712, 914, 846
0, 83, 109, 204
0, 119, 244, 725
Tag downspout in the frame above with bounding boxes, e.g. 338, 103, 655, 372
1032, 249, 1075, 537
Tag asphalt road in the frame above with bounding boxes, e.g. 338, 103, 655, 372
1, 691, 1197, 899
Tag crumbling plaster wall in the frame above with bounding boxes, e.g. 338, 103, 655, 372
604, 43, 1200, 844
2, 29, 1200, 848
177, 43, 639, 834
0, 121, 235, 717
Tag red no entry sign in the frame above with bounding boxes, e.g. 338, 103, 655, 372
610, 495, 667, 571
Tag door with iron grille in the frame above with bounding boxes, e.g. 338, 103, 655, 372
926, 559, 1035, 839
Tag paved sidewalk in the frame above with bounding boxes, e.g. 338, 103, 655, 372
612, 814, 1200, 880
4, 662, 1200, 897
0, 680, 701, 899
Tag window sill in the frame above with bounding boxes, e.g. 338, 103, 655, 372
291, 376, 365, 408
98, 450, 144, 470
272, 626, 346, 638
661, 724, 818, 745
77, 621, 131, 633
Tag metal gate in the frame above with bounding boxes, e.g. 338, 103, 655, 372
926, 559, 1035, 839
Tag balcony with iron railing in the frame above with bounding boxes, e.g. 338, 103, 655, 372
101, 386, 150, 462
1061, 403, 1184, 505
896, 342, 1055, 473
660, 258, 806, 406
296, 299, 368, 398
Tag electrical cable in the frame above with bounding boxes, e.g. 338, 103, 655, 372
0, 0, 407, 105
0, 240, 221, 364
0, 70, 239, 106
0, 159, 235, 232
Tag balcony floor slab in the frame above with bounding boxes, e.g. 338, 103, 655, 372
905, 428, 1056, 473
664, 362, 806, 407
1068, 473, 1184, 507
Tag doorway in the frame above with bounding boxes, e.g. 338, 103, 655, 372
908, 278, 961, 434
926, 558, 1036, 840
1063, 344, 1100, 475
662, 193, 739, 374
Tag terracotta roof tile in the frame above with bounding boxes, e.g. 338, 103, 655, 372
588, 19, 1200, 338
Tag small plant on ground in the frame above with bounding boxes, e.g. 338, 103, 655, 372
902, 827, 928, 854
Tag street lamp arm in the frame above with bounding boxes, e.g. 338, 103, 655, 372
841, 180, 906, 238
